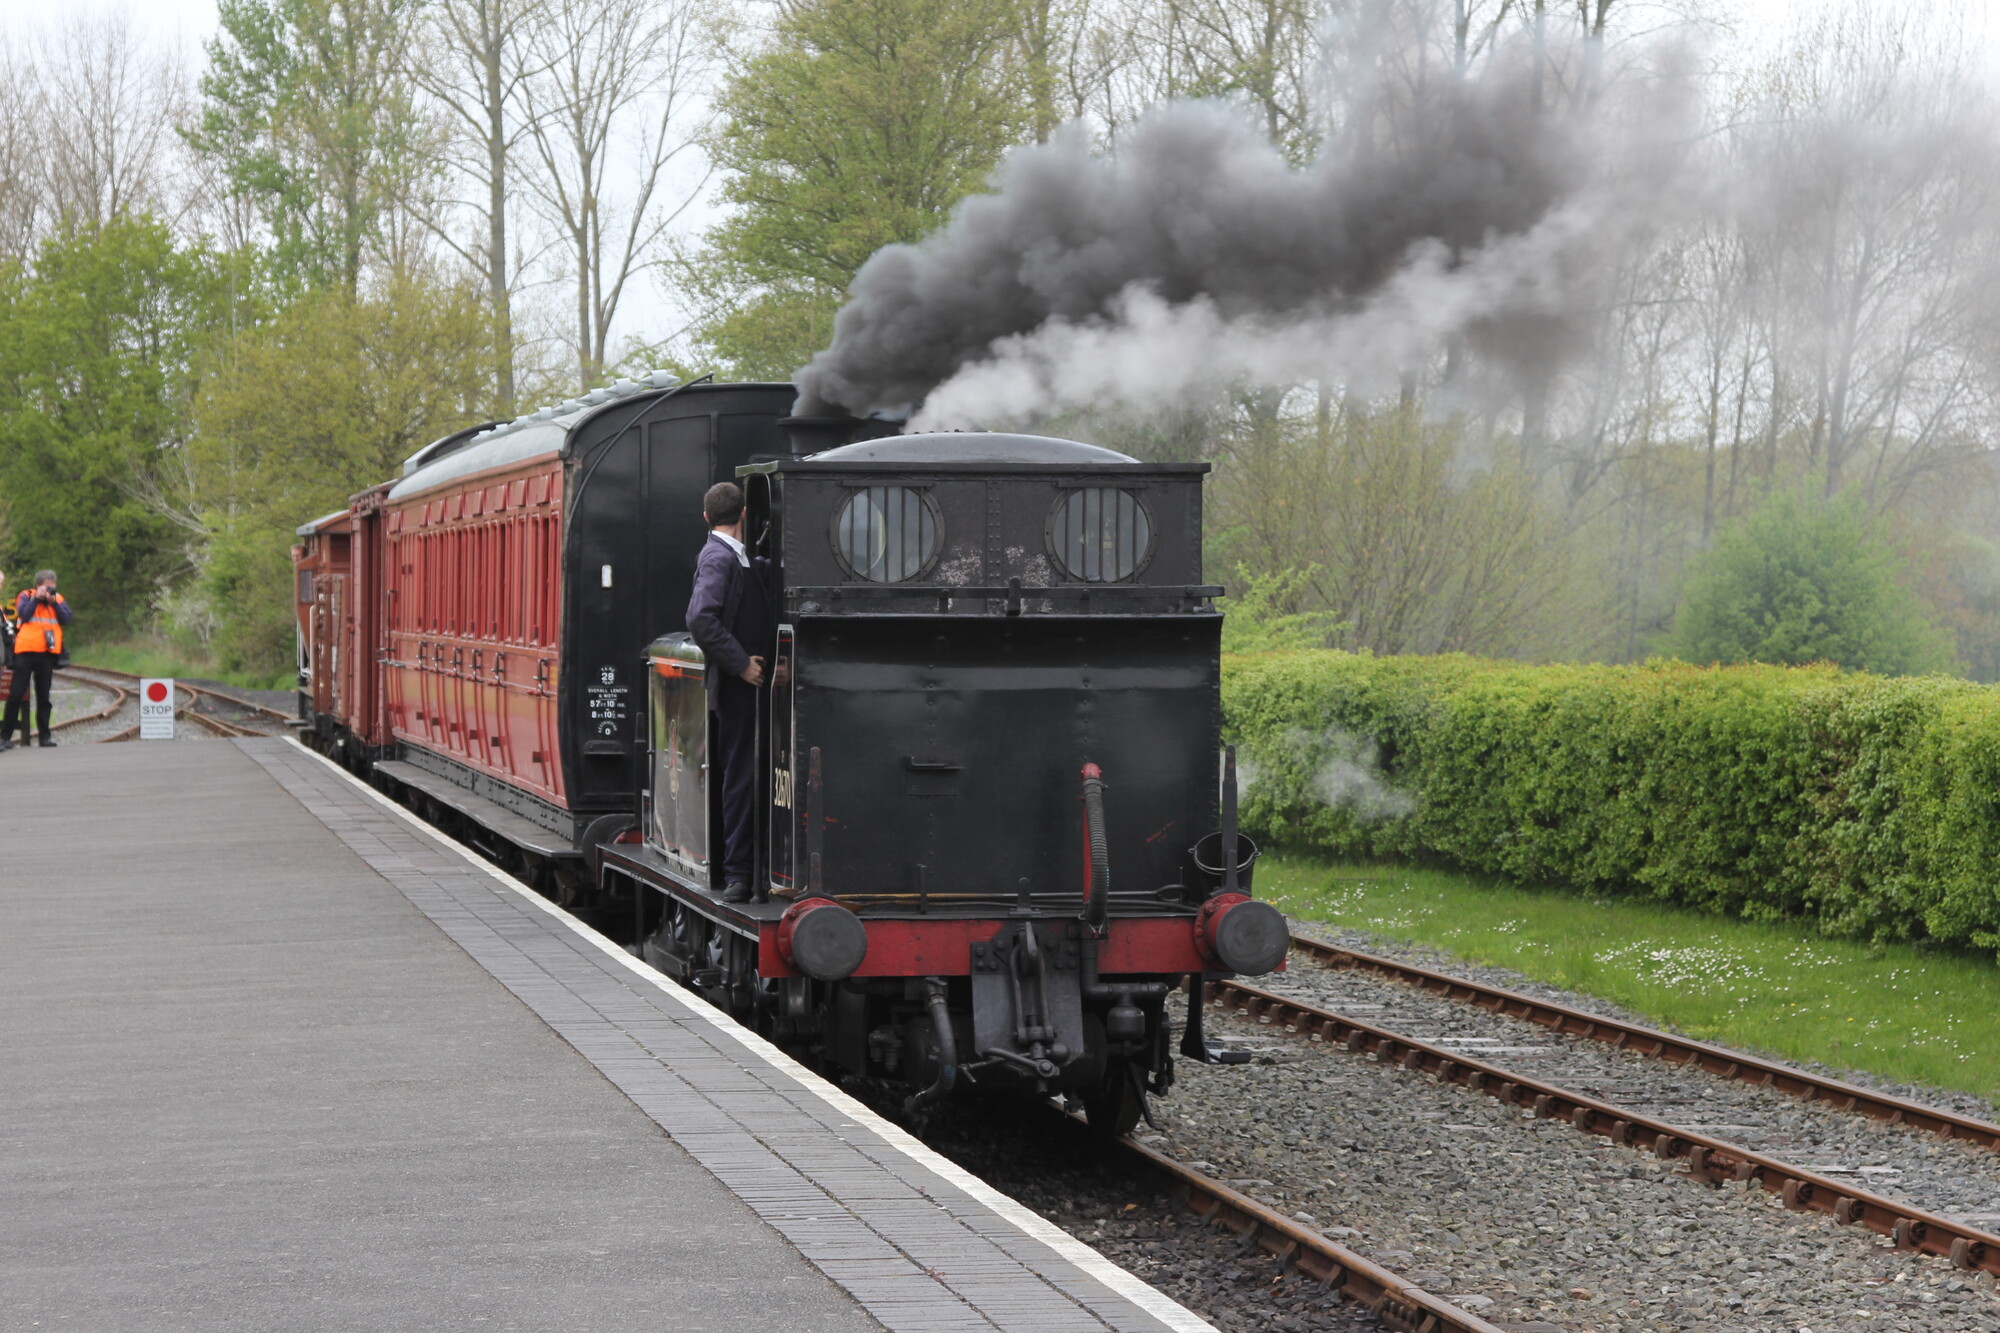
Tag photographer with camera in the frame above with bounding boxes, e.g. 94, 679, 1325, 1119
2, 570, 70, 751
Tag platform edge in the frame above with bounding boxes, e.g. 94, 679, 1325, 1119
274, 738, 1219, 1333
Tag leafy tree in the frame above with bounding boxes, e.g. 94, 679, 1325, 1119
0, 216, 231, 633
1218, 564, 1342, 654
1668, 493, 1954, 675
687, 0, 1032, 377
188, 0, 432, 294
187, 276, 498, 669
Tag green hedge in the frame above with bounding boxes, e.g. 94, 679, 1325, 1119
1224, 652, 2000, 953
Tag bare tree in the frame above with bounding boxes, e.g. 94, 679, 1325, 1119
520, 0, 716, 386
1088, 0, 1321, 156
0, 45, 46, 262
36, 13, 189, 233
410, 0, 551, 412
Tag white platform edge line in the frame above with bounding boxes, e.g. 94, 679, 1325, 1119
275, 739, 1219, 1333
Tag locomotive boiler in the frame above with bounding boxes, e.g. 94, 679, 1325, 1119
292, 382, 1287, 1131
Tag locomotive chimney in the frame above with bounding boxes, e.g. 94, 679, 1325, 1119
778, 414, 902, 457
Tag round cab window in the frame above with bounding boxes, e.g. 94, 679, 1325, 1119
833, 486, 941, 582
1048, 488, 1153, 582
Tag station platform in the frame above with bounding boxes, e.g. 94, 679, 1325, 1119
1, 738, 1212, 1333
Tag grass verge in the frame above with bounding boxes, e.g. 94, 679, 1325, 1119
1257, 852, 2000, 1109
68, 637, 294, 693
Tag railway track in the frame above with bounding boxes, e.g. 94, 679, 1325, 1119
98, 700, 268, 742
1204, 970, 2000, 1279
1100, 1114, 1505, 1333
1291, 932, 2000, 1152
47, 671, 128, 734
59, 665, 291, 742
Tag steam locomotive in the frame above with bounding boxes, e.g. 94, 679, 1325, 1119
293, 375, 1286, 1129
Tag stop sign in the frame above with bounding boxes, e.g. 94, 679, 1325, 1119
139, 678, 175, 739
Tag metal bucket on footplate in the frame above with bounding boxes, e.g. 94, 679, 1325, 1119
1190, 831, 1260, 895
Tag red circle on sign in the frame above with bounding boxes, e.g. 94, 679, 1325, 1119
146, 682, 168, 702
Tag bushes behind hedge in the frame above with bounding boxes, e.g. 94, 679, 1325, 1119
1224, 652, 2000, 952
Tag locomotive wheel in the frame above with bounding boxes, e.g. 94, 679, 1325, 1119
670, 901, 701, 961
1083, 1059, 1145, 1138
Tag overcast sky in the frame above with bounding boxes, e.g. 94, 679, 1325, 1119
6, 0, 1994, 60
0, 0, 216, 48
0, 0, 1994, 391
0, 0, 214, 52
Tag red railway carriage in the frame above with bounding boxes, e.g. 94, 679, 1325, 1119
295, 481, 397, 752
292, 507, 353, 725
341, 482, 397, 752
380, 434, 566, 805
302, 378, 798, 881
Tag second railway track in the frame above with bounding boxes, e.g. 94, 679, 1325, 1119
56, 665, 292, 742
1152, 980, 2000, 1330
1206, 973, 2000, 1275
1291, 932, 2000, 1151
1259, 930, 2000, 1237
1122, 926, 2000, 1330
46, 670, 128, 734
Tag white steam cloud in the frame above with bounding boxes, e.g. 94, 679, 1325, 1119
1241, 727, 1414, 821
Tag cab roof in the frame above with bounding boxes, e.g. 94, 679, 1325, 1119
804, 432, 1137, 466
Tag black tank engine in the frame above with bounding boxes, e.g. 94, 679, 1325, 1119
296, 393, 1285, 1133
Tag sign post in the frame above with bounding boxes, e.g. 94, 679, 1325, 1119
139, 679, 175, 740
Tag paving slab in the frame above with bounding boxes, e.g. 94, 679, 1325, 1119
1, 738, 1213, 1333
0, 737, 877, 1332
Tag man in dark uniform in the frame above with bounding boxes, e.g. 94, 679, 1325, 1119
686, 482, 771, 903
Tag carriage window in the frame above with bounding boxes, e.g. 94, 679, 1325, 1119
1048, 488, 1152, 582
832, 486, 940, 582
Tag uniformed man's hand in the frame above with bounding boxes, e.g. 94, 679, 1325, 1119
741, 655, 766, 687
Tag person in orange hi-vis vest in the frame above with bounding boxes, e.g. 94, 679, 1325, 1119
2, 569, 71, 751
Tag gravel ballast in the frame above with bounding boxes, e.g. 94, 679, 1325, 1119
1129, 900, 2000, 1333
1256, 946, 2000, 1231
39, 668, 289, 744
1156, 993, 2000, 1330
920, 1097, 1387, 1333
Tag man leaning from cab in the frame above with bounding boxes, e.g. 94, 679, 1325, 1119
685, 482, 771, 904
2, 569, 70, 751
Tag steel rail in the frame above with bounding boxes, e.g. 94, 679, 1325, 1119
99, 717, 152, 743
98, 700, 187, 744
65, 665, 286, 741
182, 708, 264, 740
65, 664, 293, 725
98, 700, 261, 743
1064, 1109, 1507, 1333
48, 671, 129, 732
1207, 976, 2000, 1278
1291, 931, 2000, 1153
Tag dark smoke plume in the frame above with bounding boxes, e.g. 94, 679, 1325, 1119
793, 44, 1692, 425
